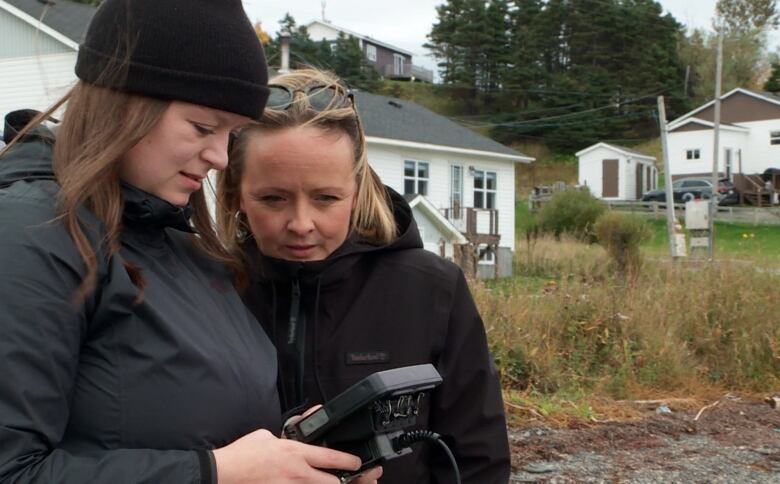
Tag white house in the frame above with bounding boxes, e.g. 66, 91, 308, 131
354, 91, 533, 278
0, 0, 94, 121
576, 142, 657, 200
668, 88, 780, 179
304, 20, 434, 83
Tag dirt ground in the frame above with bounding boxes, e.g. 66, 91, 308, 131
509, 398, 780, 483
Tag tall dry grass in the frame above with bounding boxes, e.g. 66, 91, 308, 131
475, 236, 780, 400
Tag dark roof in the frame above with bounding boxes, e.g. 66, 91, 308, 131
5, 0, 96, 44
354, 92, 527, 158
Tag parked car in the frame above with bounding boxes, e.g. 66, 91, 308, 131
641, 178, 737, 205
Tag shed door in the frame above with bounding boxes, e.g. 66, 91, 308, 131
635, 164, 644, 199
602, 159, 619, 198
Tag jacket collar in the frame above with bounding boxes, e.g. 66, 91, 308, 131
121, 183, 195, 233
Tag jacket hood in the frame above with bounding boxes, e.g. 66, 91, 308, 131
0, 110, 57, 188
248, 187, 423, 284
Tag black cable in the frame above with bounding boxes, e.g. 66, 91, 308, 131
393, 430, 461, 484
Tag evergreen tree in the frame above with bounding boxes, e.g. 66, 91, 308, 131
505, 0, 545, 109
330, 33, 382, 91
764, 62, 780, 92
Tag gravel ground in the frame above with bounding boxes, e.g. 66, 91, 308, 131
509, 399, 780, 483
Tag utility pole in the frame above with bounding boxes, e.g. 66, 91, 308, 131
658, 96, 681, 258
709, 30, 724, 258
321, 1, 327, 22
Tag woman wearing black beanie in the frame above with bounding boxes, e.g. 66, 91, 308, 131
0, 1, 379, 483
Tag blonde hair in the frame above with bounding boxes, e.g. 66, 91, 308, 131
1, 81, 238, 303
216, 68, 396, 262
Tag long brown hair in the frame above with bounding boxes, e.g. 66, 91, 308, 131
216, 69, 396, 272
1, 81, 238, 303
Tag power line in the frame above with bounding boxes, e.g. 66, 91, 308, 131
458, 86, 674, 129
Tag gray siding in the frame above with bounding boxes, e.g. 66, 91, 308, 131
368, 42, 411, 77
0, 11, 72, 59
477, 247, 513, 279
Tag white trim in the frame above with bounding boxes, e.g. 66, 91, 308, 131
575, 142, 655, 161
669, 88, 780, 126
668, 117, 750, 133
406, 194, 468, 244
0, 0, 79, 50
304, 20, 414, 57
366, 136, 533, 163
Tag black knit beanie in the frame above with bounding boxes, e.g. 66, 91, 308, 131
75, 0, 269, 119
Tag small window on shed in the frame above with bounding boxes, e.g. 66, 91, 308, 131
686, 149, 700, 160
770, 131, 780, 145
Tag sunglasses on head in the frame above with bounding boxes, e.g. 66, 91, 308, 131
228, 84, 360, 155
265, 84, 355, 111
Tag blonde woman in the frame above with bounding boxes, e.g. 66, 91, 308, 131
0, 2, 380, 483
217, 69, 510, 484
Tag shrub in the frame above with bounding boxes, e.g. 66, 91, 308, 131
594, 212, 652, 274
538, 189, 605, 241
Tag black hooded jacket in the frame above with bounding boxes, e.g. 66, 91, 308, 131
0, 113, 281, 483
242, 189, 510, 484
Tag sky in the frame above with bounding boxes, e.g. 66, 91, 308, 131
241, 0, 775, 74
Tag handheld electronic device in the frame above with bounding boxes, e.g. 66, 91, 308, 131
283, 364, 443, 480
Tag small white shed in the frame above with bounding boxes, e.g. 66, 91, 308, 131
577, 142, 658, 201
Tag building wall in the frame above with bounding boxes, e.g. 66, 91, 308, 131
0, 52, 77, 119
410, 205, 454, 260
0, 10, 72, 59
372, 43, 410, 76
305, 22, 343, 43
667, 128, 750, 177
739, 119, 780, 173
367, 143, 517, 251
579, 147, 657, 200
579, 147, 627, 200
689, 91, 780, 124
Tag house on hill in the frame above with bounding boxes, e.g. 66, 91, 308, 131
576, 142, 657, 201
667, 88, 780, 205
0, 0, 94, 118
354, 91, 533, 278
304, 20, 433, 83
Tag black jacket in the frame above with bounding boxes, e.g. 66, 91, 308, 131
0, 113, 281, 483
242, 189, 510, 484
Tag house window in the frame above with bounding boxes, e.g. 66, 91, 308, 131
473, 169, 497, 209
366, 44, 377, 62
477, 244, 495, 265
686, 149, 701, 160
771, 131, 780, 145
404, 160, 429, 195
451, 165, 463, 216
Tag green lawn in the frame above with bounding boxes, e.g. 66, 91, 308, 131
515, 199, 780, 261
642, 219, 780, 261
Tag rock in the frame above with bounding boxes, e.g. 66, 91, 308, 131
656, 405, 673, 414
524, 462, 556, 474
